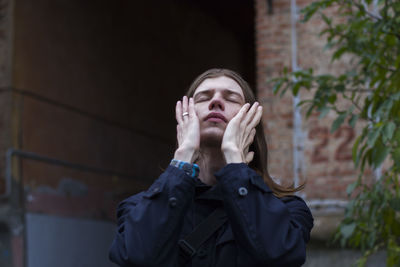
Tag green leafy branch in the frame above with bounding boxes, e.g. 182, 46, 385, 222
270, 0, 400, 266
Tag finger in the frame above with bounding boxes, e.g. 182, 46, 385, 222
176, 124, 182, 145
242, 102, 259, 126
244, 128, 256, 149
241, 103, 259, 138
176, 101, 183, 125
188, 97, 196, 118
245, 151, 254, 164
182, 96, 188, 113
248, 106, 263, 129
233, 103, 251, 123
182, 96, 189, 120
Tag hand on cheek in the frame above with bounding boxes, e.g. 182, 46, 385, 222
174, 96, 200, 163
221, 102, 263, 164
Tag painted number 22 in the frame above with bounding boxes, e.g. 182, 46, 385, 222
308, 125, 355, 163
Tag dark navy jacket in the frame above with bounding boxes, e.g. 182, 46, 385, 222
109, 163, 314, 267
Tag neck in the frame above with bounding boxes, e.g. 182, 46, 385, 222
195, 146, 226, 185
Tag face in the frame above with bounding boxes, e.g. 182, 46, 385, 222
193, 76, 245, 145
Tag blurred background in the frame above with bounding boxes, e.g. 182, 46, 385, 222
0, 0, 385, 266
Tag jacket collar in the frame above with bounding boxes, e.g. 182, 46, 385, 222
194, 179, 223, 201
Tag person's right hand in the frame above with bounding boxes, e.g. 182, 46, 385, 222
174, 96, 200, 163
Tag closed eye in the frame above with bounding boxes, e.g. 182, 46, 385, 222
226, 96, 242, 104
194, 93, 211, 103
195, 96, 209, 102
224, 91, 244, 104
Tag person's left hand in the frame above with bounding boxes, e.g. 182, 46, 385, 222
221, 102, 263, 164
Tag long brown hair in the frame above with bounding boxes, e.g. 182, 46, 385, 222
186, 68, 304, 197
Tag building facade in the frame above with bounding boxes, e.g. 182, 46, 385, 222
0, 0, 383, 266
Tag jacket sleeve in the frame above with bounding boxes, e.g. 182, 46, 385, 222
109, 165, 196, 267
215, 163, 314, 266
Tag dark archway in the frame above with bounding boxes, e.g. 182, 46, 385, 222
14, 0, 255, 185
12, 1, 255, 265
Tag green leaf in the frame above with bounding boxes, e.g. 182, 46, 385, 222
391, 92, 400, 100
394, 128, 400, 142
352, 135, 362, 163
383, 122, 396, 140
320, 12, 332, 26
297, 99, 313, 107
361, 149, 372, 172
300, 2, 322, 22
387, 239, 400, 267
356, 143, 368, 168
367, 127, 382, 147
272, 79, 284, 95
393, 148, 400, 169
305, 103, 316, 118
375, 99, 393, 119
383, 207, 395, 226
331, 113, 346, 133
292, 81, 301, 96
349, 114, 358, 128
341, 223, 356, 239
332, 47, 348, 61
356, 256, 367, 267
346, 181, 358, 195
319, 106, 330, 119
389, 198, 400, 211
371, 141, 391, 168
328, 94, 337, 104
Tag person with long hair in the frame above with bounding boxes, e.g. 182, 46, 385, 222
109, 69, 313, 267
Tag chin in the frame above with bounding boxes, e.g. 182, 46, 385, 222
200, 129, 224, 146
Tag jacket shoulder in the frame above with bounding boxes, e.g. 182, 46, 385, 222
116, 191, 145, 216
280, 195, 312, 215
280, 195, 314, 242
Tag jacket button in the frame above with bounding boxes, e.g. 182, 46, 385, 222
238, 187, 248, 196
197, 248, 207, 258
169, 197, 177, 207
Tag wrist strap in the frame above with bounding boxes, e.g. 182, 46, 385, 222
170, 159, 199, 178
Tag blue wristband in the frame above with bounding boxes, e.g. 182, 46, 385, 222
170, 159, 199, 178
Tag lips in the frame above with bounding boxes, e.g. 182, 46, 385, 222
205, 112, 227, 123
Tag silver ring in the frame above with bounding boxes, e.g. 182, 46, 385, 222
182, 112, 189, 117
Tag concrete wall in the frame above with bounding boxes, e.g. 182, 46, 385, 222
26, 213, 117, 267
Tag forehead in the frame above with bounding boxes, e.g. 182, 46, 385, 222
194, 76, 244, 97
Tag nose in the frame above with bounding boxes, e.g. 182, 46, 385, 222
208, 93, 225, 111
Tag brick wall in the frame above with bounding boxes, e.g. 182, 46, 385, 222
255, 0, 365, 201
